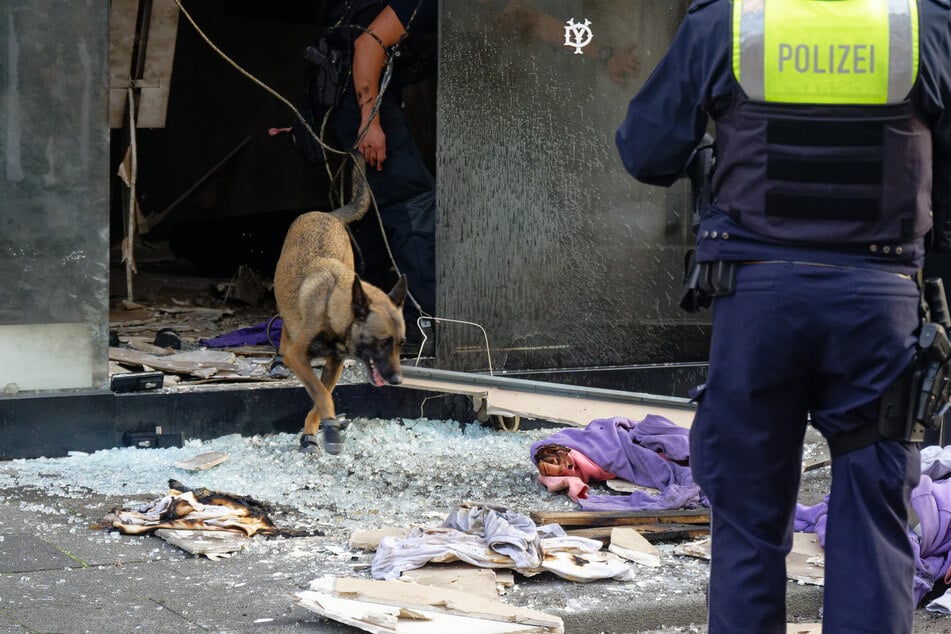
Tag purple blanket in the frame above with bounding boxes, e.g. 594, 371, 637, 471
529, 415, 709, 511
199, 318, 282, 349
795, 473, 951, 605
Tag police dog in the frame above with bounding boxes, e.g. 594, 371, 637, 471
274, 155, 406, 455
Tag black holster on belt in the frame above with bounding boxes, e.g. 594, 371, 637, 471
830, 277, 951, 457
679, 250, 737, 313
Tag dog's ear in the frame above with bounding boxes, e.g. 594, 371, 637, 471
388, 275, 408, 309
351, 275, 371, 321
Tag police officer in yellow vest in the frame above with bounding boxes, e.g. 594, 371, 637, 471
616, 1, 951, 632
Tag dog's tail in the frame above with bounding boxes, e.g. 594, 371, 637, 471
330, 152, 372, 225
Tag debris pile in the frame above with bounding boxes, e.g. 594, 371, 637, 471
101, 478, 311, 559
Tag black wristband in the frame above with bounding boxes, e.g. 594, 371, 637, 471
598, 46, 614, 66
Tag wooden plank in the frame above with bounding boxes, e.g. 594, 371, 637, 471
109, 347, 240, 378
295, 591, 550, 634
531, 508, 709, 528
333, 577, 563, 630
632, 523, 709, 541
137, 0, 180, 128
565, 523, 708, 544
109, 0, 139, 127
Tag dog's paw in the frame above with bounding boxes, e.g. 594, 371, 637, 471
320, 419, 346, 456
269, 358, 291, 379
299, 434, 320, 454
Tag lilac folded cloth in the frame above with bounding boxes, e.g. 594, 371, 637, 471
793, 468, 951, 606
529, 415, 708, 511
200, 318, 282, 348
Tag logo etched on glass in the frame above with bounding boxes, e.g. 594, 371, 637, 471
563, 18, 593, 54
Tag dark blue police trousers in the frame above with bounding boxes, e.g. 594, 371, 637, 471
328, 87, 437, 331
691, 261, 921, 634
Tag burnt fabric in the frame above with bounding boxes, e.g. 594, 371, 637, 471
104, 480, 303, 538
530, 415, 708, 511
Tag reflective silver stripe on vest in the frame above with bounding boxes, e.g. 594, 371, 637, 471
888, 0, 915, 102
737, 0, 766, 100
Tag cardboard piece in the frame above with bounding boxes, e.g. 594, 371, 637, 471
332, 577, 563, 630
400, 565, 500, 600
154, 528, 249, 560
349, 527, 412, 551
295, 590, 551, 634
608, 527, 661, 567
175, 451, 230, 471
675, 532, 825, 586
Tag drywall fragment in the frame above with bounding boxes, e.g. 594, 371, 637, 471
349, 527, 412, 551
175, 451, 230, 471
608, 527, 661, 567
401, 565, 500, 600
332, 577, 563, 631
295, 590, 549, 633
154, 528, 248, 560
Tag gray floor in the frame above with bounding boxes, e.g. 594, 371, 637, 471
1, 483, 943, 633
1, 428, 951, 633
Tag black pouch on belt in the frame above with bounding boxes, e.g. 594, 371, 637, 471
679, 250, 737, 313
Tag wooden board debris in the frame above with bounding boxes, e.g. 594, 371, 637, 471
175, 451, 230, 472
531, 509, 710, 528
296, 590, 552, 634
109, 347, 239, 378
400, 565, 500, 600
333, 577, 563, 631
566, 522, 709, 544
608, 527, 661, 567
788, 625, 822, 634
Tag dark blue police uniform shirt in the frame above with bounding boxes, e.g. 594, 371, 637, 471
390, 0, 437, 43
616, 0, 951, 274
388, 0, 438, 83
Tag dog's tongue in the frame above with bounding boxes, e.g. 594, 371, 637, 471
371, 365, 385, 387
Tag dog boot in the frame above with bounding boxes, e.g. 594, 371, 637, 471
299, 433, 320, 454
320, 417, 348, 455
268, 355, 291, 379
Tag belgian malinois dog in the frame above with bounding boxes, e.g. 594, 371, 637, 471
274, 155, 407, 454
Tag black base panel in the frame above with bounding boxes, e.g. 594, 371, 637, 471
0, 383, 475, 460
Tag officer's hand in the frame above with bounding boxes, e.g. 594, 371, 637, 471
359, 120, 387, 170
606, 42, 640, 85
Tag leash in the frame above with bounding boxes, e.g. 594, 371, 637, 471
172, 0, 431, 319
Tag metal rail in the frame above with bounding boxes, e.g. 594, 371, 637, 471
393, 365, 696, 429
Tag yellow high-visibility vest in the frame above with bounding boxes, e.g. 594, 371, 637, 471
732, 0, 919, 105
